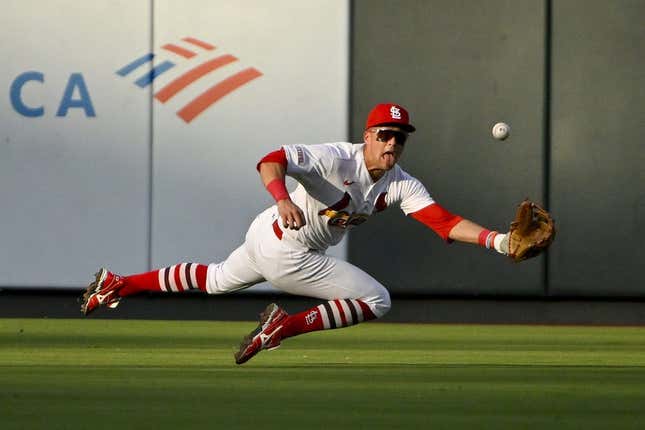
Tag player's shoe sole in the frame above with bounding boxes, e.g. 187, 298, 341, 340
79, 268, 122, 316
234, 303, 288, 365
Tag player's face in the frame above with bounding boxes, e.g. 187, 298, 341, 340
364, 127, 407, 171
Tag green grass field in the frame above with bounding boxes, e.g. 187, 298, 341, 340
2, 319, 645, 429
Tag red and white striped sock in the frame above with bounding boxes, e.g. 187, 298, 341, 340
281, 299, 377, 340
118, 263, 208, 297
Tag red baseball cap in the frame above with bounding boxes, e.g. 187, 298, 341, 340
365, 103, 416, 133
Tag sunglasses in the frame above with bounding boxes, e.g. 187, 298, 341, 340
372, 128, 408, 146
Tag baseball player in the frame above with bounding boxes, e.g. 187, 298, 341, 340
80, 103, 513, 364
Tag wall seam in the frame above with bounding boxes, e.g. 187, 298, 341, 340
147, 0, 155, 271
347, 0, 355, 263
543, 0, 552, 296
347, 0, 354, 143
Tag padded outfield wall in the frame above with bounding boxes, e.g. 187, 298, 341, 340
350, 0, 645, 297
0, 1, 349, 289
1, 1, 643, 298
548, 0, 645, 297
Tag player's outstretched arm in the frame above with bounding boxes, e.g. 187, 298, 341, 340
258, 160, 306, 230
447, 218, 485, 244
408, 204, 508, 255
448, 219, 509, 254
443, 200, 556, 261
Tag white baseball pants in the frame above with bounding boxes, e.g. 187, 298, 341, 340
205, 206, 391, 318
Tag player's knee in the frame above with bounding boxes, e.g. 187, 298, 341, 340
205, 263, 233, 294
361, 285, 391, 319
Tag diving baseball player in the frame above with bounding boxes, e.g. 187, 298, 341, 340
80, 103, 554, 364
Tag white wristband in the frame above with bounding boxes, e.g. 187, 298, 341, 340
493, 233, 509, 255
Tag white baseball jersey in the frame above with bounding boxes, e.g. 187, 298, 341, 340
205, 141, 435, 318
281, 142, 435, 250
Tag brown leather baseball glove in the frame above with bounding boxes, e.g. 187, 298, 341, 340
507, 199, 556, 262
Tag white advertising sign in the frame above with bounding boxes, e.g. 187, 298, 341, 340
0, 1, 151, 287
0, 1, 348, 289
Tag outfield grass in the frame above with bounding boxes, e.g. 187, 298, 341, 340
1, 319, 645, 429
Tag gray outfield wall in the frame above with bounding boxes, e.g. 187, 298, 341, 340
0, 1, 643, 300
349, 0, 644, 297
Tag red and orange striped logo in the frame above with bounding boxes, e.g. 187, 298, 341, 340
116, 37, 262, 123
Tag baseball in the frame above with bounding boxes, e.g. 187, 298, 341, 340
492, 122, 510, 140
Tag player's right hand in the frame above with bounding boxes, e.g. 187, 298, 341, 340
277, 199, 306, 230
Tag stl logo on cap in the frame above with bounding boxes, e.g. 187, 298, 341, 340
389, 105, 401, 119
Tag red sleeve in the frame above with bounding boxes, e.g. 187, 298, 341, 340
256, 148, 287, 171
409, 203, 464, 243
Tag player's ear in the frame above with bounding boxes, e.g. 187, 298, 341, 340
363, 130, 370, 142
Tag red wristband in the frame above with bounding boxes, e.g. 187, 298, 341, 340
478, 229, 498, 249
266, 178, 290, 202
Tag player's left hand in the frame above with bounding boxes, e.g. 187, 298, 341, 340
507, 199, 556, 262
